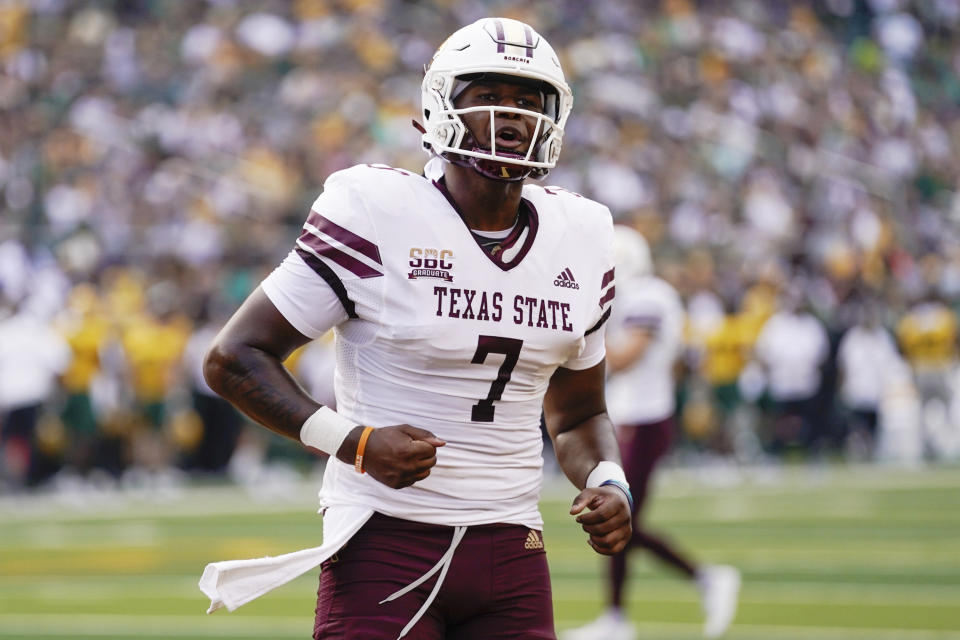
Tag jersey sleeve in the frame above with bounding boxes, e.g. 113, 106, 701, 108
261, 166, 386, 334
562, 326, 606, 370
261, 250, 349, 339
560, 205, 616, 371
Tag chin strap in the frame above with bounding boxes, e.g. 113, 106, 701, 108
470, 152, 532, 181
442, 131, 534, 182
423, 119, 549, 181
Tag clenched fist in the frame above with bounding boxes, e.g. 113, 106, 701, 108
569, 486, 632, 555
337, 425, 445, 489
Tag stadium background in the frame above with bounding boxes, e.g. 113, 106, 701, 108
1, 0, 959, 638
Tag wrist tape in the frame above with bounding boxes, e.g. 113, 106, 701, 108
586, 461, 628, 488
586, 461, 634, 512
299, 406, 358, 456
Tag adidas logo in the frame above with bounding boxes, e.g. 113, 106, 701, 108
524, 529, 544, 550
554, 268, 580, 289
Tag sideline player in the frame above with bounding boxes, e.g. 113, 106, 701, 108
198, 17, 632, 640
563, 226, 740, 640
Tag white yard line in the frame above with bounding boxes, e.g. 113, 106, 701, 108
1, 576, 957, 607
551, 583, 960, 607
1, 614, 958, 640
557, 620, 960, 640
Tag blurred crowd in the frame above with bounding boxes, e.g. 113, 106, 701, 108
2, 0, 960, 493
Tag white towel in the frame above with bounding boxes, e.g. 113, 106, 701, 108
199, 505, 374, 613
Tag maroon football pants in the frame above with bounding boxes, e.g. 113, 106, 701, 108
313, 512, 556, 639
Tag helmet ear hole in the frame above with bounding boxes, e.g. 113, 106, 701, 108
438, 123, 455, 146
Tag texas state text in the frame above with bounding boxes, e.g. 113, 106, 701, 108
432, 286, 573, 332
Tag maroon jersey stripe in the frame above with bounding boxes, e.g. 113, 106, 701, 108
598, 286, 616, 308
297, 233, 383, 279
601, 268, 615, 288
294, 247, 358, 319
585, 307, 612, 336
306, 210, 383, 265
499, 199, 539, 270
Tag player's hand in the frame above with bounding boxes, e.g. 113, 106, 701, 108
338, 425, 445, 489
569, 486, 632, 555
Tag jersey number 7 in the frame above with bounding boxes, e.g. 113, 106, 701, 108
470, 335, 523, 422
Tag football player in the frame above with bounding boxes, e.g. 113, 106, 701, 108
199, 17, 631, 640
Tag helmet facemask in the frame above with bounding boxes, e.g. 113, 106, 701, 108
438, 75, 560, 181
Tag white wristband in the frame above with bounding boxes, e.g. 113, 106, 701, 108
299, 407, 359, 456
586, 461, 628, 488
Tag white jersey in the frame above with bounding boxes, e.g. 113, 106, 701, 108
605, 276, 684, 426
754, 311, 829, 401
261, 161, 615, 529
837, 325, 899, 411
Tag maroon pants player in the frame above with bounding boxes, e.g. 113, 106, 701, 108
197, 15, 633, 640
314, 513, 556, 639
609, 417, 698, 608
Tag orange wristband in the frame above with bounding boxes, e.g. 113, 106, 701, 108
354, 426, 375, 474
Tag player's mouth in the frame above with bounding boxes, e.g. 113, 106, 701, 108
493, 126, 526, 151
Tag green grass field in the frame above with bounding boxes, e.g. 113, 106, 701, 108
1, 464, 959, 640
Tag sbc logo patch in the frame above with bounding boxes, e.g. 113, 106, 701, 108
409, 247, 454, 282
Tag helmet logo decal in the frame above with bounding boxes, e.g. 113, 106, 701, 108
491, 18, 536, 58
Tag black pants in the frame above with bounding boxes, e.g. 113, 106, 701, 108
188, 391, 242, 472
1, 404, 41, 486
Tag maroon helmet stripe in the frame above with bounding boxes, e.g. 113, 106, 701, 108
585, 307, 612, 336
294, 247, 358, 318
306, 210, 382, 265
601, 268, 615, 288
523, 25, 534, 57
495, 19, 505, 53
297, 234, 383, 279
598, 286, 616, 308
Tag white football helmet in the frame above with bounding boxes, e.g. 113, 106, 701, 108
613, 224, 653, 281
420, 17, 573, 181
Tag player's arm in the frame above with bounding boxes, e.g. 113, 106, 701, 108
605, 327, 654, 374
204, 287, 316, 439
203, 286, 443, 488
544, 360, 632, 555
